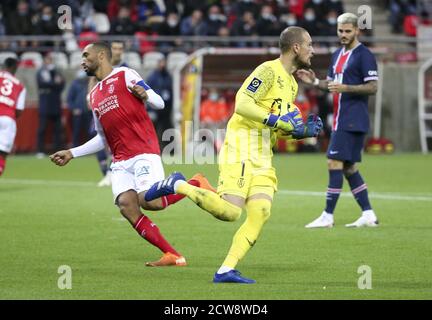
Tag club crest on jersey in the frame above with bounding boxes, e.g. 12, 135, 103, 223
246, 77, 262, 93
237, 177, 245, 188
108, 84, 115, 94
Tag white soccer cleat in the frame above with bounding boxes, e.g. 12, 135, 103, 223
97, 171, 112, 187
305, 211, 334, 228
345, 210, 379, 228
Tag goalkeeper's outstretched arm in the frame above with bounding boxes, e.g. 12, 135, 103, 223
235, 92, 296, 133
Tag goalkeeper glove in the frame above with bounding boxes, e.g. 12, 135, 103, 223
264, 110, 302, 133
292, 113, 323, 139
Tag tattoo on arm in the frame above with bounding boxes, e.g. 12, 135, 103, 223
345, 81, 377, 95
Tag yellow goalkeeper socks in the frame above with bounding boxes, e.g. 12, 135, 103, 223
222, 199, 272, 269
176, 182, 242, 222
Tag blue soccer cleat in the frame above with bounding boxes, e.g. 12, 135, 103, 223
213, 270, 256, 284
144, 172, 186, 202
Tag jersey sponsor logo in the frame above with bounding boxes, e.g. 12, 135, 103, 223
246, 77, 262, 93
93, 95, 120, 119
0, 95, 14, 107
368, 70, 378, 76
106, 77, 118, 85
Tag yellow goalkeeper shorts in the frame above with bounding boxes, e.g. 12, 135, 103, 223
217, 160, 278, 199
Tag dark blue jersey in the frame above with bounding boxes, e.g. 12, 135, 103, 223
327, 43, 378, 133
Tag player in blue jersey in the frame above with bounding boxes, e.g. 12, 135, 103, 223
297, 13, 379, 228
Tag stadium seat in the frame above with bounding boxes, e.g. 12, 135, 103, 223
20, 52, 43, 69
123, 52, 142, 69
69, 51, 83, 69
92, 13, 110, 34
50, 52, 69, 69
0, 52, 18, 65
167, 51, 188, 73
142, 51, 164, 71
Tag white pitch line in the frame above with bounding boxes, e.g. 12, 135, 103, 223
278, 190, 432, 202
2, 178, 432, 202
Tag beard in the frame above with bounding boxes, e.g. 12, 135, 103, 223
84, 69, 95, 76
340, 36, 355, 47
294, 55, 311, 69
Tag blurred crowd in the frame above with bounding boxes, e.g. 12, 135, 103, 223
388, 0, 432, 37
0, 0, 349, 53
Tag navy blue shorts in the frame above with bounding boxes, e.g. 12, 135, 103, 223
327, 131, 366, 163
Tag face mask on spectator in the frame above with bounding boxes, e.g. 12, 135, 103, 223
262, 13, 274, 20
330, 0, 340, 3
46, 63, 55, 71
209, 14, 223, 21
304, 13, 315, 21
209, 92, 219, 101
168, 18, 178, 27
281, 15, 296, 25
327, 17, 337, 25
312, 0, 322, 4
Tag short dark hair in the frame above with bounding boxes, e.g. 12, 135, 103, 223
279, 26, 308, 53
92, 41, 112, 60
3, 57, 19, 70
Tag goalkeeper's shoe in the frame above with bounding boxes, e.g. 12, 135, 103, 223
144, 172, 186, 202
213, 270, 256, 284
190, 173, 217, 193
305, 211, 334, 228
145, 252, 187, 267
345, 210, 379, 228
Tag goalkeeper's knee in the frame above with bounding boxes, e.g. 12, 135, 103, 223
246, 199, 272, 226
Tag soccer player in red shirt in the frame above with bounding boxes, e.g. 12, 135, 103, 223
0, 58, 26, 177
50, 42, 214, 266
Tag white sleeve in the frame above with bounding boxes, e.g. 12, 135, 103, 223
146, 89, 165, 110
124, 67, 165, 110
70, 134, 105, 158
16, 88, 26, 111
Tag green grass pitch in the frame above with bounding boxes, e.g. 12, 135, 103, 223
0, 153, 431, 299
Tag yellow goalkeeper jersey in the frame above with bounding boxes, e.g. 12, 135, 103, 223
219, 58, 298, 168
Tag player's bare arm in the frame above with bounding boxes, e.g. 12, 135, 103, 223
128, 85, 149, 101
296, 69, 330, 91
49, 150, 73, 166
328, 80, 377, 95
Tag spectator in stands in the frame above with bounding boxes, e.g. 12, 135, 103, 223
67, 70, 91, 147
256, 4, 280, 36
146, 57, 173, 149
206, 5, 227, 36
326, 0, 345, 16
36, 53, 65, 157
34, 5, 62, 48
137, 0, 165, 27
279, 12, 299, 31
320, 9, 339, 37
134, 21, 158, 55
110, 6, 136, 35
180, 9, 208, 36
199, 87, 230, 152
107, 0, 138, 22
306, 0, 327, 21
5, 0, 35, 49
234, 0, 260, 17
231, 11, 259, 47
215, 26, 232, 47
111, 41, 127, 67
158, 12, 182, 50
78, 18, 99, 49
300, 7, 321, 36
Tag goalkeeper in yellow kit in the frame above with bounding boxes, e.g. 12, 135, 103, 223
145, 26, 323, 283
